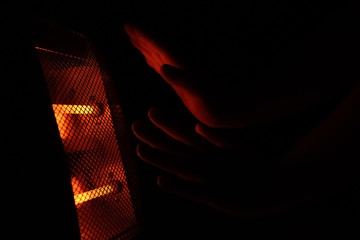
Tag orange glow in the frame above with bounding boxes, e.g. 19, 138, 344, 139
52, 104, 100, 140
52, 109, 69, 139
52, 104, 96, 115
74, 185, 114, 205
36, 28, 138, 239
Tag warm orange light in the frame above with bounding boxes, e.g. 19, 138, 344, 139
52, 104, 96, 115
74, 185, 114, 205
52, 104, 100, 140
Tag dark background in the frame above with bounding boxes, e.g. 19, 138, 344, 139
3, 0, 359, 238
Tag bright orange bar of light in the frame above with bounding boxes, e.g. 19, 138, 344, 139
74, 185, 114, 205
52, 104, 95, 114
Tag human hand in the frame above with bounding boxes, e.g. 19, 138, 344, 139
124, 23, 330, 129
124, 3, 360, 224
131, 107, 324, 217
124, 23, 233, 128
125, 20, 359, 218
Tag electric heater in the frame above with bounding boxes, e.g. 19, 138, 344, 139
28, 19, 143, 240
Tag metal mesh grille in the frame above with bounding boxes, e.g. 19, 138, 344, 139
33, 22, 139, 240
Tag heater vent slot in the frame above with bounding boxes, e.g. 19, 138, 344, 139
33, 20, 140, 240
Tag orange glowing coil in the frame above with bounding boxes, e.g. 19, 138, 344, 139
52, 104, 97, 115
74, 185, 114, 205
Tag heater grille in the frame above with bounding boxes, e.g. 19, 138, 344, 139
33, 20, 140, 240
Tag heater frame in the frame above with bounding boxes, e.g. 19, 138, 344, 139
4, 15, 143, 239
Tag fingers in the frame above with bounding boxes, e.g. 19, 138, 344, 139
160, 64, 198, 91
195, 123, 236, 148
133, 109, 214, 154
132, 119, 192, 155
148, 107, 213, 152
132, 108, 217, 183
137, 144, 206, 183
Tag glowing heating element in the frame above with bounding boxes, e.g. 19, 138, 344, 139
74, 185, 114, 205
35, 21, 140, 240
52, 104, 97, 115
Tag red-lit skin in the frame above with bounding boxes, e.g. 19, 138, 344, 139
125, 23, 359, 217
124, 24, 336, 129
125, 24, 224, 128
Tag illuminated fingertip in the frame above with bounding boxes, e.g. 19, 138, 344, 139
157, 175, 164, 186
195, 123, 205, 135
157, 175, 172, 191
148, 107, 160, 121
148, 106, 156, 115
135, 144, 147, 161
194, 123, 201, 133
195, 123, 227, 148
147, 109, 154, 121
135, 143, 141, 155
131, 121, 139, 133
136, 142, 147, 155
131, 120, 145, 138
137, 143, 157, 163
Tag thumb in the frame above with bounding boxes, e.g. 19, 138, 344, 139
160, 64, 198, 90
195, 123, 237, 148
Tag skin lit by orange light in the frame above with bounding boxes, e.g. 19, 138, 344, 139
52, 104, 96, 114
74, 185, 114, 205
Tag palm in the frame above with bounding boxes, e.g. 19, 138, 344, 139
125, 23, 336, 128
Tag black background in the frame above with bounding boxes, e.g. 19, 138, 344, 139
3, 0, 359, 238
